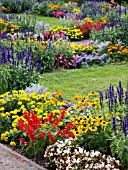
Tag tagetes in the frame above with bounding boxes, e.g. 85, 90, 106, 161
10, 141, 16, 146
49, 4, 60, 11
107, 42, 128, 63
0, 19, 20, 33
0, 6, 9, 12
50, 26, 83, 40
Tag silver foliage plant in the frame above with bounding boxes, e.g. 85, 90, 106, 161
35, 21, 50, 34
24, 83, 48, 94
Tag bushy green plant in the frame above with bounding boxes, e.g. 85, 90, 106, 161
33, 1, 52, 16
0, 64, 39, 94
109, 133, 128, 168
8, 65, 39, 91
0, 65, 11, 95
0, 13, 36, 32
90, 23, 128, 44
0, 0, 36, 13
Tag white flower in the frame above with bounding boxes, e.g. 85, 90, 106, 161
115, 160, 120, 165
78, 147, 84, 154
57, 148, 62, 154
84, 151, 90, 157
49, 152, 53, 156
73, 158, 80, 163
95, 151, 100, 156
60, 159, 64, 163
105, 164, 112, 169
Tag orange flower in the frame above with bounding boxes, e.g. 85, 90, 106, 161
112, 60, 115, 63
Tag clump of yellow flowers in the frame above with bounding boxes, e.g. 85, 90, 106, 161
0, 89, 64, 144
50, 26, 83, 40
0, 19, 20, 33
49, 4, 60, 11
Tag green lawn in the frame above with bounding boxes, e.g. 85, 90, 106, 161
35, 15, 62, 26
39, 64, 128, 101
16, 14, 62, 26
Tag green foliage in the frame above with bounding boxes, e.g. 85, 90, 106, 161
109, 133, 128, 168
33, 1, 52, 16
7, 65, 39, 91
0, 0, 36, 13
90, 23, 128, 44
0, 65, 12, 95
0, 64, 39, 94
37, 48, 55, 73
76, 126, 111, 155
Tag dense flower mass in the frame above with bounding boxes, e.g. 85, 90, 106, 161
44, 138, 123, 170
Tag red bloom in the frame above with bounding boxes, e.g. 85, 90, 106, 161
48, 131, 55, 143
18, 119, 26, 131
25, 142, 30, 146
19, 138, 25, 144
95, 22, 102, 31
61, 129, 67, 137
52, 118, 60, 128
56, 131, 61, 137
48, 112, 54, 123
68, 133, 75, 138
39, 131, 45, 139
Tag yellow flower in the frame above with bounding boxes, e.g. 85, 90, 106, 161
5, 137, 8, 142
1, 136, 5, 141
89, 126, 98, 131
12, 122, 17, 128
58, 122, 63, 126
0, 107, 5, 111
100, 121, 108, 127
18, 101, 22, 105
12, 128, 17, 132
5, 131, 10, 136
10, 141, 16, 146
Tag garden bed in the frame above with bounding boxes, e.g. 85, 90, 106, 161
0, 0, 128, 169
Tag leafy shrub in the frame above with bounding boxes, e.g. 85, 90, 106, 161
0, 0, 36, 13
1, 13, 36, 32
33, 1, 52, 16
0, 65, 11, 94
109, 116, 128, 168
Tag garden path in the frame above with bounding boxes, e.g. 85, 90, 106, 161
0, 143, 47, 170
71, 39, 92, 45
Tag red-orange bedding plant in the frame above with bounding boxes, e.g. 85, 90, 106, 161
17, 109, 76, 157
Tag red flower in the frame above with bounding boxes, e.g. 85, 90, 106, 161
18, 119, 26, 131
19, 138, 25, 144
48, 131, 55, 143
48, 112, 54, 123
39, 131, 45, 139
68, 133, 75, 138
25, 142, 30, 146
56, 131, 61, 137
95, 22, 102, 31
61, 129, 67, 137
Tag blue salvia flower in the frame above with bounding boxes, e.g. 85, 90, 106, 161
117, 81, 124, 105
99, 91, 103, 108
125, 91, 128, 105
